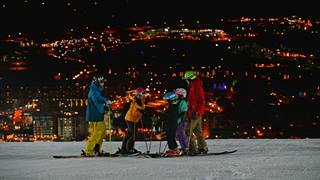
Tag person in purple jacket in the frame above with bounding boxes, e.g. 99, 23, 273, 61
175, 88, 189, 155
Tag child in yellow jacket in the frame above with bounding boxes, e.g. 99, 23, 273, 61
120, 87, 146, 154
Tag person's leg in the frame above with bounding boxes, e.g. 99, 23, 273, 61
193, 116, 208, 152
164, 119, 179, 156
166, 118, 178, 150
177, 122, 188, 149
127, 122, 136, 151
185, 117, 199, 153
121, 121, 134, 153
84, 122, 99, 155
95, 121, 106, 153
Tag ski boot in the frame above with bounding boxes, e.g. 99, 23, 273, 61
127, 148, 141, 155
198, 148, 208, 155
115, 147, 122, 155
81, 150, 94, 157
120, 148, 141, 155
93, 144, 105, 156
187, 149, 198, 156
163, 148, 180, 157
179, 148, 188, 156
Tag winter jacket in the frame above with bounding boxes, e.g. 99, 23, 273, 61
177, 99, 188, 124
86, 82, 109, 121
125, 97, 145, 123
162, 101, 179, 124
187, 78, 206, 117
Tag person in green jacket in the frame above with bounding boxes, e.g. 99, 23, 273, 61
175, 88, 189, 155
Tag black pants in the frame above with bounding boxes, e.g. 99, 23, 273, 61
166, 119, 178, 150
121, 121, 136, 152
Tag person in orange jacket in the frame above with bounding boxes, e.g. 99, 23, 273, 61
120, 87, 146, 154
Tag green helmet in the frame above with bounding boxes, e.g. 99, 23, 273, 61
183, 70, 197, 80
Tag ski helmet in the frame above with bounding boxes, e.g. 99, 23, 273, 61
175, 88, 187, 98
92, 75, 107, 85
163, 92, 177, 101
183, 70, 197, 80
135, 87, 146, 96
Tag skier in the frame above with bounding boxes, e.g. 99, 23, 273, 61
183, 70, 208, 155
83, 75, 112, 156
175, 88, 189, 155
162, 91, 180, 157
120, 87, 146, 154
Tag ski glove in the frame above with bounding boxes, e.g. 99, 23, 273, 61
106, 100, 112, 106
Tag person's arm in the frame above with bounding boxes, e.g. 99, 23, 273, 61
137, 102, 145, 113
199, 87, 206, 107
92, 92, 112, 112
160, 109, 169, 122
193, 87, 205, 117
181, 100, 188, 113
93, 92, 108, 104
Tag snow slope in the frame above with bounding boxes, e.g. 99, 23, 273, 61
0, 139, 319, 180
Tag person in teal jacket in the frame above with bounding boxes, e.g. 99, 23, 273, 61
175, 88, 189, 155
83, 75, 112, 156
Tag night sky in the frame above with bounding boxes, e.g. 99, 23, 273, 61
0, 0, 319, 35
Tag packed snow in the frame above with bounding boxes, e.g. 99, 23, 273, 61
0, 139, 319, 180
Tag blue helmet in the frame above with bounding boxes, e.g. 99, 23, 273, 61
163, 92, 177, 101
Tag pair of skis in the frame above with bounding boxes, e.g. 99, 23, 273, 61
53, 149, 237, 159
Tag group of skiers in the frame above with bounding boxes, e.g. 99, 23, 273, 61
82, 70, 208, 157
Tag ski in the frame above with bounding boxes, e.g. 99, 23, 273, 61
53, 152, 142, 159
135, 149, 238, 158
53, 153, 119, 159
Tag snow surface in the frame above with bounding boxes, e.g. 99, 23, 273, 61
0, 139, 320, 180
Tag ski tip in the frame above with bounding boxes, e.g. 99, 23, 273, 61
226, 149, 237, 153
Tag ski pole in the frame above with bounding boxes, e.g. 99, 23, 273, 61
158, 121, 164, 154
159, 139, 162, 154
140, 118, 150, 153
133, 121, 136, 150
149, 114, 159, 153
108, 108, 112, 157
162, 142, 168, 154
187, 117, 193, 153
148, 129, 154, 154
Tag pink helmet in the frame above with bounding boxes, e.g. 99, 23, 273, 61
135, 87, 146, 96
175, 88, 187, 98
